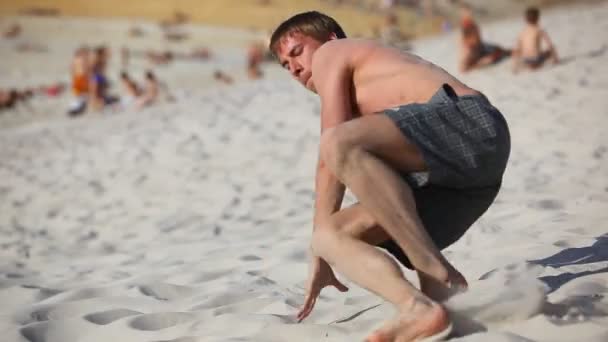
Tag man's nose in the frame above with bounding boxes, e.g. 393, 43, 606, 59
290, 62, 303, 78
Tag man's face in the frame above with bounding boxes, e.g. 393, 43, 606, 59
276, 31, 326, 91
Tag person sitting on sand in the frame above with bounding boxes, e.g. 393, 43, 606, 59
458, 3, 510, 73
247, 42, 265, 79
269, 11, 510, 341
379, 13, 410, 50
119, 71, 141, 109
67, 46, 91, 116
213, 70, 234, 85
512, 7, 559, 73
88, 46, 115, 111
135, 70, 159, 109
190, 46, 212, 60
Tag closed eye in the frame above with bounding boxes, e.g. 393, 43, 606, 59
291, 46, 302, 57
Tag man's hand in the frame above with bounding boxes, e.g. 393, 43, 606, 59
297, 257, 348, 322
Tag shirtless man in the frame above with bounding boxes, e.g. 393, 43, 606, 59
269, 11, 511, 341
513, 7, 559, 73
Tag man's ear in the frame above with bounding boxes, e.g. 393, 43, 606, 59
328, 32, 338, 41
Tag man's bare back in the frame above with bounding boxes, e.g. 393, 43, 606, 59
518, 26, 554, 59
311, 39, 478, 116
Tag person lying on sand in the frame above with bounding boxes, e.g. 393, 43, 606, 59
123, 47, 212, 66
213, 70, 234, 84
119, 71, 141, 109
3, 23, 21, 39
458, 3, 510, 73
512, 7, 559, 73
0, 89, 20, 110
135, 70, 159, 109
269, 11, 511, 341
0, 86, 38, 110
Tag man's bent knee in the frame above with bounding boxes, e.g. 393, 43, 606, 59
319, 126, 363, 178
310, 221, 341, 258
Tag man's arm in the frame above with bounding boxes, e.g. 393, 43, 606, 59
310, 41, 354, 228
541, 29, 559, 62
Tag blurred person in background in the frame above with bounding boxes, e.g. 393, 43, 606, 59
214, 70, 234, 85
379, 13, 411, 50
67, 46, 90, 116
247, 42, 265, 79
458, 3, 510, 73
512, 7, 559, 73
119, 71, 141, 109
135, 70, 159, 109
88, 45, 117, 111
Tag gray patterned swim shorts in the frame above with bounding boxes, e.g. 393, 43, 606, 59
383, 83, 510, 189
378, 84, 511, 269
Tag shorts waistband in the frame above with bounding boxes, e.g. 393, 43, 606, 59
429, 84, 490, 105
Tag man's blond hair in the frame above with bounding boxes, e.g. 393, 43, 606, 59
269, 11, 346, 58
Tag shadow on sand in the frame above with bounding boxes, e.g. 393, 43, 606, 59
528, 233, 608, 293
554, 43, 608, 66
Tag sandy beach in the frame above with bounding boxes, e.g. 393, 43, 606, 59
1, 1, 608, 341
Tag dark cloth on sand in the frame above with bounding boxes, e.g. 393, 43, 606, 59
378, 84, 510, 269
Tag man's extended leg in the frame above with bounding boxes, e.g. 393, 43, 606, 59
319, 114, 465, 287
312, 204, 450, 341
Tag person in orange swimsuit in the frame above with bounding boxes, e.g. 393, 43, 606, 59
68, 46, 90, 116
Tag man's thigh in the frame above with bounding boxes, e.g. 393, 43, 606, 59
330, 115, 428, 174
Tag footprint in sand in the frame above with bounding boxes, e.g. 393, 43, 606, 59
152, 337, 201, 342
240, 255, 262, 261
535, 199, 564, 210
129, 312, 195, 331
84, 308, 141, 325
138, 283, 199, 301
20, 322, 48, 342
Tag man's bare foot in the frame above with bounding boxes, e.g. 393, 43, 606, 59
366, 297, 450, 342
418, 269, 468, 302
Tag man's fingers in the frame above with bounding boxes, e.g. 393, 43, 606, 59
297, 299, 311, 319
297, 294, 317, 322
297, 294, 311, 319
299, 297, 316, 322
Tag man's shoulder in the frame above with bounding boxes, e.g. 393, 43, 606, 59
315, 38, 350, 55
313, 39, 376, 66
312, 40, 350, 68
